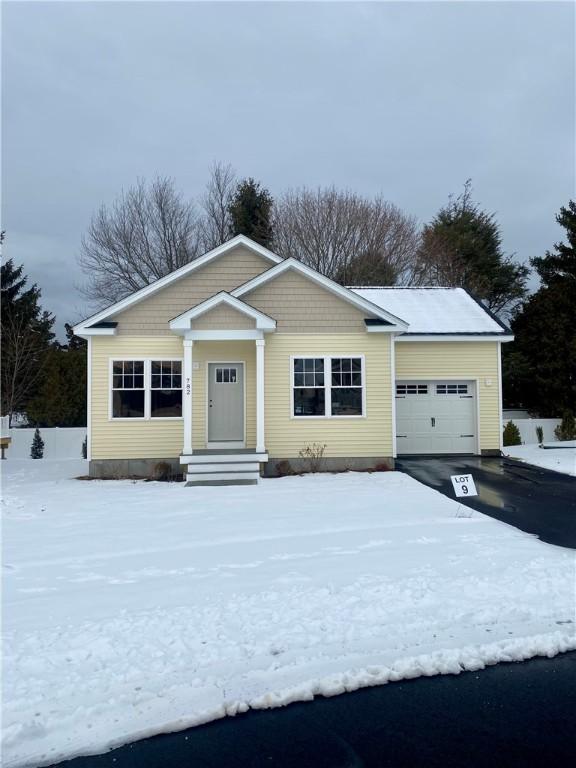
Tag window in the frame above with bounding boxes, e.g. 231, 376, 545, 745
396, 384, 428, 396
436, 383, 468, 395
112, 361, 145, 418
151, 360, 182, 418
111, 359, 182, 419
331, 358, 363, 416
215, 367, 238, 384
293, 358, 325, 416
292, 356, 364, 417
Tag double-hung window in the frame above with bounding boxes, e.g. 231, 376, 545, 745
112, 361, 145, 418
292, 356, 364, 417
150, 361, 182, 417
111, 359, 182, 419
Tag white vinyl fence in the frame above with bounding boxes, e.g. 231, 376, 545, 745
505, 418, 561, 445
1, 422, 86, 459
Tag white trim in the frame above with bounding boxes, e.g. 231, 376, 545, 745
390, 336, 397, 458
77, 327, 117, 337
205, 442, 246, 450
497, 341, 503, 452
170, 291, 276, 331
108, 357, 184, 421
184, 330, 265, 341
396, 335, 514, 343
394, 377, 481, 456
256, 339, 265, 453
183, 340, 193, 455
180, 452, 268, 464
289, 354, 367, 420
205, 360, 246, 448
232, 259, 409, 330
72, 235, 283, 334
86, 338, 92, 461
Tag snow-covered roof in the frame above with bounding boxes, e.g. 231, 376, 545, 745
350, 287, 508, 335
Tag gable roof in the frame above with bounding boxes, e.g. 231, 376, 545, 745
351, 287, 511, 336
169, 292, 276, 332
73, 235, 283, 334
232, 258, 409, 330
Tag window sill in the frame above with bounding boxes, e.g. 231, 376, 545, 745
108, 417, 184, 422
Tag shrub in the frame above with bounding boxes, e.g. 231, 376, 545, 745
503, 420, 521, 447
153, 461, 172, 481
535, 425, 544, 445
30, 428, 45, 459
298, 443, 327, 473
275, 460, 295, 477
81, 437, 87, 459
554, 411, 576, 442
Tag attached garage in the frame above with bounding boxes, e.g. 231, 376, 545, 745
395, 380, 477, 455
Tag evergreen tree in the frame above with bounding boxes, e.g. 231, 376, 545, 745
30, 428, 45, 459
503, 201, 576, 416
1, 254, 55, 421
27, 325, 87, 428
417, 181, 529, 315
503, 420, 521, 447
228, 178, 274, 247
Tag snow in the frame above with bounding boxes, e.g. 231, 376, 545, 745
504, 442, 576, 476
3, 460, 575, 768
351, 287, 505, 334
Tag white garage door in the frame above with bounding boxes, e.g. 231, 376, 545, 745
395, 381, 477, 454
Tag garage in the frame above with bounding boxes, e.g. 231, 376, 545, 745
395, 380, 477, 454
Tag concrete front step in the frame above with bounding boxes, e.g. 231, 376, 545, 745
180, 452, 268, 465
186, 470, 260, 486
182, 451, 268, 486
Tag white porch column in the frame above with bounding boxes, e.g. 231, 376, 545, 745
183, 339, 194, 455
256, 338, 266, 453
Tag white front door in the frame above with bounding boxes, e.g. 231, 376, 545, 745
396, 380, 477, 454
208, 363, 244, 445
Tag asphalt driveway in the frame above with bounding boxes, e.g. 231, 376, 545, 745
395, 455, 576, 549
54, 651, 576, 768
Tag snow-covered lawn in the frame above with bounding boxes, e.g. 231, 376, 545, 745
3, 460, 575, 768
504, 442, 576, 476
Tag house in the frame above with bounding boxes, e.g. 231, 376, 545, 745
73, 235, 513, 485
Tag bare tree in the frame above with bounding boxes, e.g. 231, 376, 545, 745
273, 187, 421, 285
200, 161, 237, 250
1, 312, 48, 425
79, 177, 203, 306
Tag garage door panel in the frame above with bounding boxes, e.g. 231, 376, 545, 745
396, 380, 477, 455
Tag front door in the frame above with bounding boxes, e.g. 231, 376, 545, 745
208, 363, 244, 445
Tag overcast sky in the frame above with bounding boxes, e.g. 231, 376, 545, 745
3, 1, 574, 337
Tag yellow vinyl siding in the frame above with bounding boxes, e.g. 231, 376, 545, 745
190, 341, 256, 450
264, 333, 393, 458
113, 246, 271, 336
91, 336, 184, 459
91, 337, 256, 458
394, 342, 501, 451
243, 270, 368, 332
192, 305, 256, 330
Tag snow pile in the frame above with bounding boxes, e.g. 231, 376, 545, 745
3, 460, 575, 767
504, 443, 576, 476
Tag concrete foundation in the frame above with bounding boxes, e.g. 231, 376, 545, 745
263, 456, 395, 477
90, 455, 396, 480
89, 458, 182, 479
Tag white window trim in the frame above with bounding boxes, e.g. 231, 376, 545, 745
109, 357, 184, 421
289, 355, 366, 420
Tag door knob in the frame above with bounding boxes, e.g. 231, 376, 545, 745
431, 417, 436, 427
